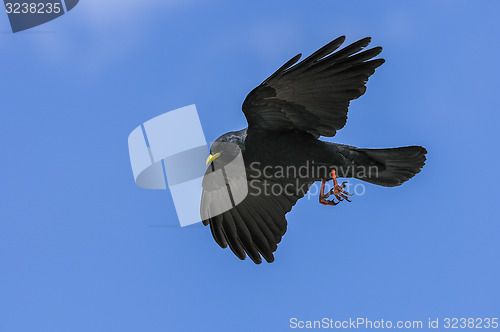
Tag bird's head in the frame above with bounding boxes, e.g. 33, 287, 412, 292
206, 129, 247, 166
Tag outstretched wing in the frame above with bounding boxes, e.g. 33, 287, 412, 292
242, 36, 385, 138
201, 169, 312, 264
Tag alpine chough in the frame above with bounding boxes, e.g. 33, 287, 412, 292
201, 36, 427, 264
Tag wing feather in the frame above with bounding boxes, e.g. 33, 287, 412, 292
201, 176, 311, 263
242, 36, 385, 138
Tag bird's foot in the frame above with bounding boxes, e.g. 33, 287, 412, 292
327, 181, 352, 202
319, 170, 353, 206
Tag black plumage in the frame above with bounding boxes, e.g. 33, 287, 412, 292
200, 36, 427, 264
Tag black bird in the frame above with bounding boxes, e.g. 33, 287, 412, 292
201, 36, 427, 264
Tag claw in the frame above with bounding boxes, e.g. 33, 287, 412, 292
323, 188, 334, 199
319, 169, 354, 206
337, 181, 353, 196
320, 197, 339, 206
338, 192, 351, 202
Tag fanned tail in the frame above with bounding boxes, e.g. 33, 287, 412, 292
354, 146, 427, 187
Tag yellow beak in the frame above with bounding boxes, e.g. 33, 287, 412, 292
205, 152, 221, 165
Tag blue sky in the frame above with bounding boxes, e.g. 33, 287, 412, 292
1, 1, 499, 331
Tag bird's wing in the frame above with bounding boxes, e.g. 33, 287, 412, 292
201, 168, 312, 264
242, 36, 385, 138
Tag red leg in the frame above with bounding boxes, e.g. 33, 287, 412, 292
319, 169, 353, 206
319, 179, 339, 205
331, 169, 352, 197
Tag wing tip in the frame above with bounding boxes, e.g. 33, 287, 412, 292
263, 53, 302, 83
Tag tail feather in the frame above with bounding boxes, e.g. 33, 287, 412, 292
354, 146, 427, 187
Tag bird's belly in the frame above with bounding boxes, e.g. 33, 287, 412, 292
244, 131, 346, 181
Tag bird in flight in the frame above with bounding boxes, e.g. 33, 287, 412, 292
201, 36, 427, 264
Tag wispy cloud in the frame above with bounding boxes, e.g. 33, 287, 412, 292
20, 0, 198, 74
76, 0, 193, 28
